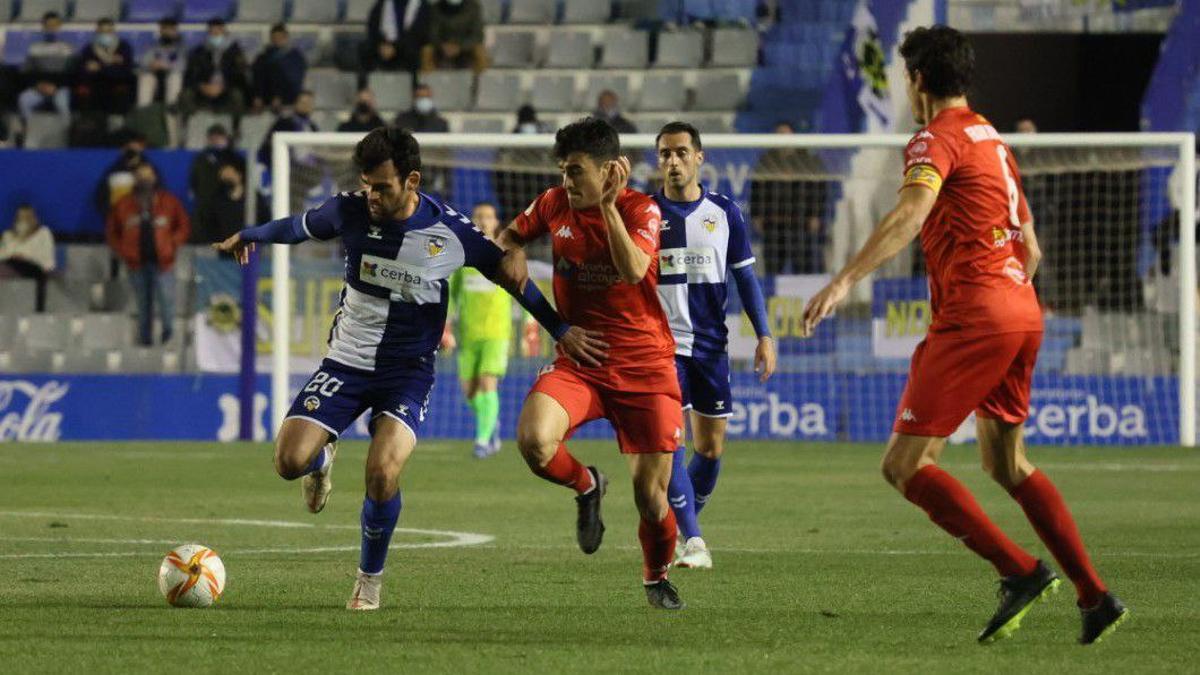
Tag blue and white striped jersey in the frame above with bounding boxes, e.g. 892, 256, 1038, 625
297, 190, 503, 371
653, 188, 756, 358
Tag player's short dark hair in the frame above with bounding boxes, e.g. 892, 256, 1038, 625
899, 25, 974, 99
353, 126, 422, 177
655, 121, 702, 151
554, 117, 620, 163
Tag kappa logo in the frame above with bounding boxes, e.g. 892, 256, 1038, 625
426, 236, 446, 257
555, 225, 575, 239
702, 217, 717, 233
900, 408, 917, 423
659, 219, 671, 231
715, 401, 725, 411
361, 260, 379, 277
396, 403, 410, 417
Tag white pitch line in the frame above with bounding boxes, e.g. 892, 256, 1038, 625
496, 543, 1200, 559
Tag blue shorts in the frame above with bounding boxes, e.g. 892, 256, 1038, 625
674, 354, 732, 418
285, 357, 435, 439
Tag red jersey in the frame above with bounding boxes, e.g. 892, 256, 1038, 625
515, 186, 675, 366
902, 106, 1043, 336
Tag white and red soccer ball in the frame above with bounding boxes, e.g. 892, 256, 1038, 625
157, 544, 226, 608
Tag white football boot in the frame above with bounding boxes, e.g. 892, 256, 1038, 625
302, 442, 337, 514
675, 537, 713, 569
346, 570, 382, 610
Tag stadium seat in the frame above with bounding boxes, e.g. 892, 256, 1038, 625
237, 112, 272, 151
229, 29, 265, 58
654, 30, 703, 68
543, 31, 593, 69
73, 0, 122, 22
18, 314, 69, 353
598, 28, 648, 69
344, 0, 374, 23
291, 0, 340, 23
368, 72, 414, 111
183, 111, 234, 149
508, 0, 556, 24
63, 245, 112, 282
181, 0, 236, 22
635, 72, 685, 112
23, 114, 71, 149
562, 0, 610, 24
417, 71, 474, 112
629, 113, 670, 133
307, 68, 359, 110
126, 0, 182, 22
237, 0, 285, 22
2, 349, 54, 373
480, 0, 503, 24
690, 72, 742, 111
56, 350, 119, 374
490, 31, 536, 68
460, 116, 508, 133
0, 319, 17, 351
1065, 348, 1112, 375
121, 346, 171, 373
332, 32, 366, 71
289, 29, 326, 67
0, 0, 12, 21
529, 73, 576, 112
615, 0, 659, 20
474, 71, 521, 112
582, 73, 633, 111
709, 27, 758, 67
17, 0, 67, 22
44, 281, 92, 314
0, 280, 38, 316
76, 313, 131, 353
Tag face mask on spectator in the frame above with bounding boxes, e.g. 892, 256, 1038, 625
414, 97, 435, 115
207, 34, 227, 50
97, 33, 118, 50
518, 122, 539, 134
354, 102, 375, 118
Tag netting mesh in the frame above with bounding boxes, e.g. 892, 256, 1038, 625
273, 135, 1187, 445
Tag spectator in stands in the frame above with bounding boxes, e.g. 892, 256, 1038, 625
394, 83, 449, 132
24, 12, 75, 78
209, 160, 263, 249
337, 89, 387, 132
361, 40, 409, 75
257, 90, 319, 165
137, 18, 187, 106
421, 0, 488, 74
190, 124, 245, 244
179, 18, 250, 121
750, 121, 828, 275
512, 104, 550, 134
366, 0, 430, 73
95, 129, 153, 221
18, 76, 70, 120
591, 90, 637, 133
73, 18, 137, 115
0, 204, 56, 313
251, 24, 308, 112
106, 162, 190, 346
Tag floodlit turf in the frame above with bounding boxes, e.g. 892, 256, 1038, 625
2, 440, 1197, 673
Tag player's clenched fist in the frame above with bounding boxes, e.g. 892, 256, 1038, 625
801, 279, 850, 337
212, 231, 255, 265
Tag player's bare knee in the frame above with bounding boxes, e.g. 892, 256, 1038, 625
880, 451, 920, 490
633, 483, 669, 521
273, 444, 307, 480
516, 426, 558, 467
985, 458, 1034, 491
364, 462, 399, 501
695, 441, 724, 460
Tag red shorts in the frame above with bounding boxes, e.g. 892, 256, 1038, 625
529, 357, 683, 454
894, 330, 1042, 437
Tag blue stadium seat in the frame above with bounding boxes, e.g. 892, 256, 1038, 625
127, 0, 182, 22
2, 30, 35, 66
181, 0, 236, 22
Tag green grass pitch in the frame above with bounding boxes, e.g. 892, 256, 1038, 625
2, 440, 1197, 673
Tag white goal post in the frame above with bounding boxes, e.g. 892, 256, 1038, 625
271, 130, 1196, 446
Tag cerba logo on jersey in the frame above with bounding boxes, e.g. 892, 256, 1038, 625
359, 254, 425, 290
659, 247, 717, 277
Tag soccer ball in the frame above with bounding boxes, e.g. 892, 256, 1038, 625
157, 544, 226, 608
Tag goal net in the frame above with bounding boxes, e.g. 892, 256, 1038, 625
263, 131, 1196, 447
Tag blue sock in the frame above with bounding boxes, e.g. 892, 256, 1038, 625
688, 454, 722, 516
301, 447, 330, 476
668, 446, 701, 539
359, 492, 402, 574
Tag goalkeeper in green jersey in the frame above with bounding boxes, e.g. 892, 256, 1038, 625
444, 202, 534, 458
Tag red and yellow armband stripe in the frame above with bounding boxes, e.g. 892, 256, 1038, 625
903, 164, 943, 195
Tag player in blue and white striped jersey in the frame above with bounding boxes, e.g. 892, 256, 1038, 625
214, 127, 605, 610
653, 122, 776, 569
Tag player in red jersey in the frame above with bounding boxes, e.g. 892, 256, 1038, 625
803, 26, 1126, 645
497, 118, 687, 610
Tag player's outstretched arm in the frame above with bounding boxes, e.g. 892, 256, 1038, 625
731, 264, 775, 381
212, 216, 308, 266
802, 185, 936, 337
598, 157, 652, 284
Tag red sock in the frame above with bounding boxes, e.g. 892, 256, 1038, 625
1009, 470, 1107, 606
531, 444, 594, 494
638, 510, 677, 583
905, 465, 1038, 578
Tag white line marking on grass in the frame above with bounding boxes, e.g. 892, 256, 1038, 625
498, 543, 1200, 559
0, 511, 493, 559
